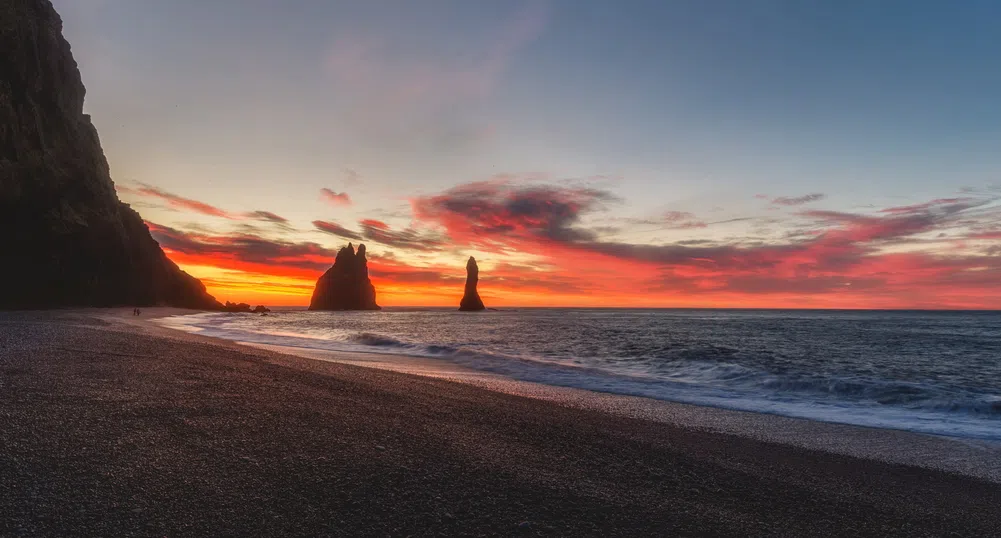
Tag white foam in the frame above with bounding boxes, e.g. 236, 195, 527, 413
158, 312, 1001, 441
244, 341, 1001, 484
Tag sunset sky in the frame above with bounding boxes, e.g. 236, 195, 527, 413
54, 0, 1001, 308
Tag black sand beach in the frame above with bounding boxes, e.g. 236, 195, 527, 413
2, 311, 1000, 537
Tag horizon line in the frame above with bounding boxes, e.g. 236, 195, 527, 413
251, 306, 1001, 312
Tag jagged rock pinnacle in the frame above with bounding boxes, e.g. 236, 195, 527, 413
309, 243, 381, 311
458, 257, 486, 311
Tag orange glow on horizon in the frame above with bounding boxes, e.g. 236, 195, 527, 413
138, 182, 1001, 311
173, 256, 1001, 310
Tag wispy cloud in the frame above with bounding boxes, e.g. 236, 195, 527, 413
320, 188, 353, 206
358, 219, 446, 251
142, 176, 1001, 307
326, 4, 545, 105
132, 183, 237, 219
412, 179, 619, 247
662, 211, 708, 229
769, 193, 826, 207
246, 210, 289, 224
343, 168, 362, 186
313, 220, 362, 241
323, 3, 546, 150
409, 180, 1001, 307
878, 198, 978, 215
147, 222, 336, 276
148, 222, 586, 300
120, 183, 293, 225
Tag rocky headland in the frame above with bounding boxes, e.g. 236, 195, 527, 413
0, 0, 220, 309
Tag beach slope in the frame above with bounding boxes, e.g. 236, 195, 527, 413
1, 311, 999, 536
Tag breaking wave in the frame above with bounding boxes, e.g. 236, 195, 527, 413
159, 309, 1001, 440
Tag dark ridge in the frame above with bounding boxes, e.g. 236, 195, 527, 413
0, 0, 221, 309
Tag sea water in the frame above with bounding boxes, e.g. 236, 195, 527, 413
161, 308, 1001, 440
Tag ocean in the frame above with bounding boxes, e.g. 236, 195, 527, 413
161, 308, 1001, 440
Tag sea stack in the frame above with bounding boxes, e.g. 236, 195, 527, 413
458, 257, 486, 311
0, 0, 220, 309
309, 243, 381, 311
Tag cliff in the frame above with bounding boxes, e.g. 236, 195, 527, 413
458, 257, 486, 311
0, 0, 221, 309
309, 243, 381, 311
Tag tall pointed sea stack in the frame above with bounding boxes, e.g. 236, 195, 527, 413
0, 0, 220, 309
458, 257, 486, 311
309, 243, 381, 311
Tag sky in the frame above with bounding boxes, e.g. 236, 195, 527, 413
53, 0, 1001, 308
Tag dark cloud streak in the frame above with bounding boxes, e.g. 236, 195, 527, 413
131, 183, 236, 219
359, 219, 446, 251
246, 211, 289, 224
313, 220, 363, 241
770, 193, 826, 206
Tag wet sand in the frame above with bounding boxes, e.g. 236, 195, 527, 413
2, 309, 1000, 536
235, 342, 1001, 484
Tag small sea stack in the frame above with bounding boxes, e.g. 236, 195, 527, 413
309, 243, 381, 311
458, 256, 486, 311
219, 302, 271, 313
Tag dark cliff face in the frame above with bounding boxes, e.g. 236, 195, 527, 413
309, 243, 381, 311
458, 256, 486, 311
0, 0, 220, 309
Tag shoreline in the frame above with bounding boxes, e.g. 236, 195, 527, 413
4, 308, 1001, 535
150, 309, 1001, 484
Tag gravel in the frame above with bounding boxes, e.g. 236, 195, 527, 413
1, 310, 999, 537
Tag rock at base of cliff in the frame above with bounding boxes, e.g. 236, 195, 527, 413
220, 302, 271, 313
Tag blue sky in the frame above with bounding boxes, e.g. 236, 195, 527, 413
51, 0, 1001, 307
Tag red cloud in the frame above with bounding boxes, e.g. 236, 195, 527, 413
321, 188, 353, 206
968, 231, 1001, 240
146, 221, 594, 304
147, 222, 336, 279
409, 181, 1001, 307
136, 179, 1001, 308
412, 180, 617, 248
359, 219, 389, 230
121, 183, 290, 225
133, 184, 236, 219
